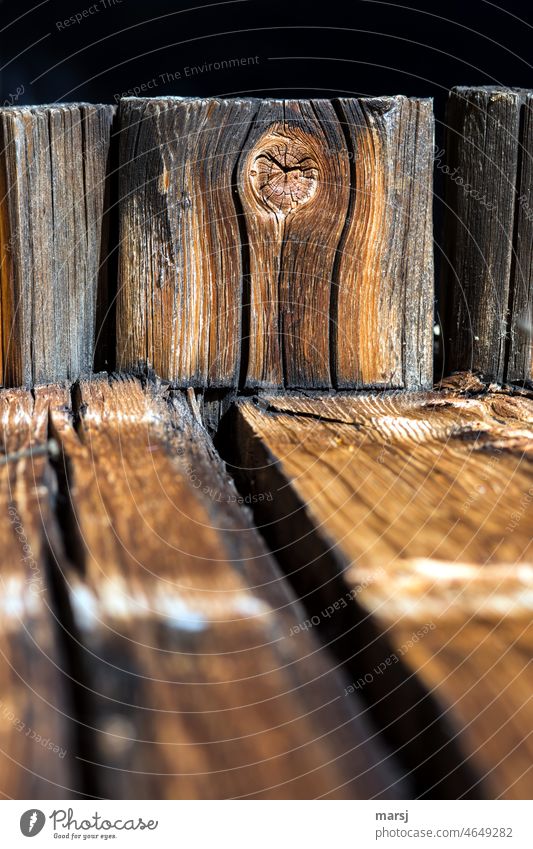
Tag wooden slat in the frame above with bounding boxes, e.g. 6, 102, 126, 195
231, 377, 533, 798
509, 92, 533, 382
442, 87, 533, 383
117, 96, 434, 391
333, 97, 434, 389
44, 375, 399, 799
117, 97, 257, 388
0, 104, 115, 386
0, 389, 78, 797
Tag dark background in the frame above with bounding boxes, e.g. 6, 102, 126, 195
2, 0, 532, 120
2, 0, 532, 361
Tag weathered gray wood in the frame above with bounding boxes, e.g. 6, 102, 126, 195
442, 86, 533, 383
44, 376, 400, 799
0, 104, 115, 386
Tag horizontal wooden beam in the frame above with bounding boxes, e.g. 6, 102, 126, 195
0, 376, 400, 799
229, 376, 533, 798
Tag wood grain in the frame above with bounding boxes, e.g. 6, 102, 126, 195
0, 389, 78, 797
43, 375, 399, 799
0, 104, 115, 386
117, 96, 434, 391
509, 91, 533, 382
117, 97, 257, 387
231, 378, 533, 798
442, 87, 533, 383
333, 97, 434, 389
237, 99, 350, 388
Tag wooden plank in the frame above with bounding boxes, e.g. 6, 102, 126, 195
45, 375, 399, 799
442, 87, 533, 383
237, 99, 350, 389
0, 104, 115, 386
117, 96, 434, 391
117, 97, 257, 388
509, 92, 533, 382
0, 389, 79, 797
230, 377, 533, 798
333, 97, 434, 389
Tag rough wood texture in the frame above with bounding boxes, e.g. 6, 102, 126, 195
237, 99, 350, 388
509, 91, 533, 382
0, 390, 78, 797
117, 97, 256, 388
117, 96, 434, 390
442, 87, 533, 383
231, 376, 533, 798
0, 104, 115, 387
43, 375, 398, 799
333, 97, 434, 389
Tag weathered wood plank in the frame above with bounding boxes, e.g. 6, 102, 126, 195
0, 104, 115, 386
45, 375, 399, 799
509, 91, 533, 382
230, 378, 533, 798
117, 96, 434, 391
442, 87, 533, 383
117, 97, 257, 387
0, 389, 78, 797
237, 99, 350, 388
333, 97, 434, 389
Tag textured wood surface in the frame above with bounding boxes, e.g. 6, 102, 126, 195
117, 97, 255, 388
237, 99, 349, 388
442, 87, 533, 383
509, 91, 533, 382
0, 104, 115, 387
0, 390, 78, 797
0, 376, 399, 799
117, 96, 434, 390
231, 376, 533, 798
334, 97, 433, 389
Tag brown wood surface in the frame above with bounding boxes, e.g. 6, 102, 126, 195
0, 389, 79, 797
0, 104, 115, 386
0, 375, 396, 800
334, 97, 434, 389
230, 375, 533, 798
117, 97, 256, 388
237, 98, 350, 389
117, 96, 434, 391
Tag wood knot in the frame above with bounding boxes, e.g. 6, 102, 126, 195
249, 138, 319, 215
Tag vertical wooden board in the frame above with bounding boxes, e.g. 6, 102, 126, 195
333, 97, 434, 389
442, 87, 522, 381
0, 104, 114, 387
117, 97, 258, 388
237, 99, 350, 389
508, 92, 533, 382
0, 389, 78, 797
47, 376, 399, 799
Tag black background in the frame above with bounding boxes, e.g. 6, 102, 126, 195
3, 0, 532, 118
